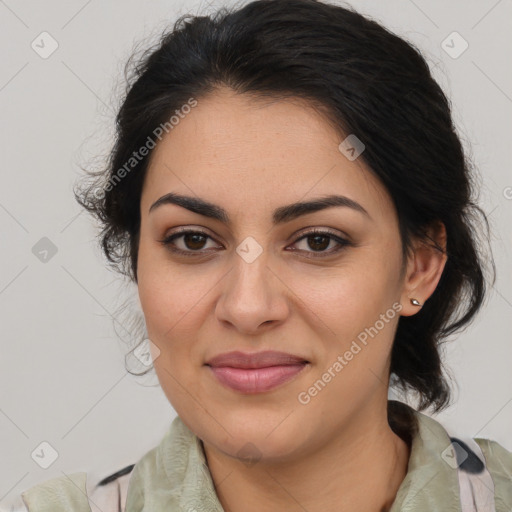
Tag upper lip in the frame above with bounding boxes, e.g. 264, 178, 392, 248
205, 350, 309, 369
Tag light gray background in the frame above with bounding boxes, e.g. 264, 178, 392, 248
1, 0, 511, 505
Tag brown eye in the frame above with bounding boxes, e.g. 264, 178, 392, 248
158, 229, 220, 255
290, 229, 351, 257
181, 232, 208, 250
158, 228, 351, 258
304, 234, 331, 251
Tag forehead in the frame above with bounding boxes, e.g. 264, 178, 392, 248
141, 88, 395, 225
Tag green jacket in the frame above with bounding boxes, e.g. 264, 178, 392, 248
12, 402, 512, 511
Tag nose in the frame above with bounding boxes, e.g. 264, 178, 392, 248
215, 246, 290, 335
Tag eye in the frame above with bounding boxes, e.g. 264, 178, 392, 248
158, 229, 219, 255
289, 228, 352, 257
158, 227, 352, 257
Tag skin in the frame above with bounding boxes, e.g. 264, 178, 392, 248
137, 86, 448, 512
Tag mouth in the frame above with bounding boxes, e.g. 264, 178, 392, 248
205, 350, 310, 393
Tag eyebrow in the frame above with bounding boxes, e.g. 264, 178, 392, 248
148, 192, 371, 224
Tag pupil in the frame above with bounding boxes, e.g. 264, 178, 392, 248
185, 234, 206, 250
308, 235, 329, 251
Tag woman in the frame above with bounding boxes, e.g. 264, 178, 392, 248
9, 0, 512, 510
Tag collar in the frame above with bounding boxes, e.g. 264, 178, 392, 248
125, 400, 463, 512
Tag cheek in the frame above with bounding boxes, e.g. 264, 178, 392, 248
137, 264, 204, 408
289, 253, 402, 389
295, 258, 399, 334
137, 236, 192, 331
138, 277, 200, 350
136, 248, 215, 366
299, 268, 400, 406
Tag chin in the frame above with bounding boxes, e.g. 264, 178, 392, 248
211, 430, 306, 466
196, 408, 313, 464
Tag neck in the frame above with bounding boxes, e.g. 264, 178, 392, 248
202, 402, 411, 512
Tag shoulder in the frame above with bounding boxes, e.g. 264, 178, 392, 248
4, 472, 90, 512
4, 465, 135, 512
473, 437, 512, 507
7, 419, 183, 512
474, 436, 512, 471
390, 401, 512, 509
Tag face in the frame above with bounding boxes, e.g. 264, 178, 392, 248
137, 87, 413, 464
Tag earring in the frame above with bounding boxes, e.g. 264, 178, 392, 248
410, 298, 422, 306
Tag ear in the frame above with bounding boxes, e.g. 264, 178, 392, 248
399, 220, 448, 317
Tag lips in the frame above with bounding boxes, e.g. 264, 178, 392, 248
205, 350, 309, 369
205, 350, 310, 393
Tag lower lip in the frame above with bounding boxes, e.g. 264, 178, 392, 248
208, 364, 308, 393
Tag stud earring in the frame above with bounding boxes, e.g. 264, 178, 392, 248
410, 298, 422, 306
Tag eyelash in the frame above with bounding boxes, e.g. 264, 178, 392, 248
158, 228, 352, 258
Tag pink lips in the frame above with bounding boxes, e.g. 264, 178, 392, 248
205, 350, 309, 393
